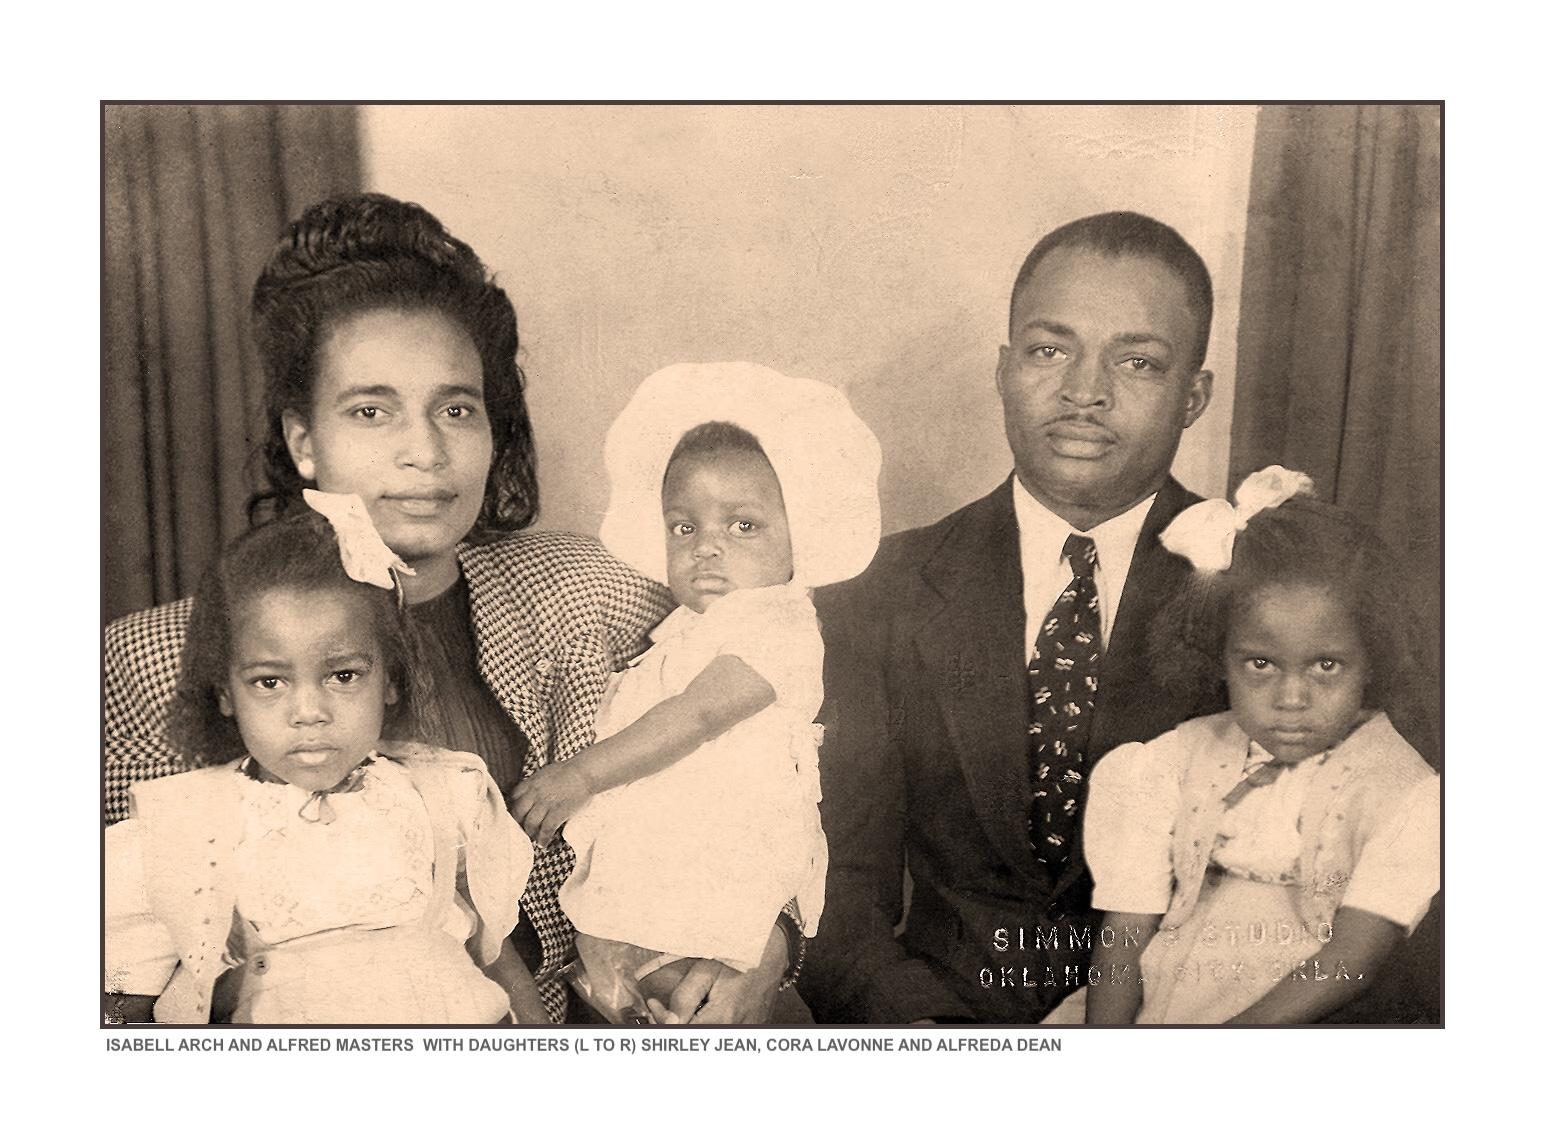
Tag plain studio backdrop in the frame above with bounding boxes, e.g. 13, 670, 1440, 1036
361, 104, 1255, 541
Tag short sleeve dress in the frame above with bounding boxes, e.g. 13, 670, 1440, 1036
106, 751, 533, 1024
1045, 711, 1438, 1024
560, 583, 827, 970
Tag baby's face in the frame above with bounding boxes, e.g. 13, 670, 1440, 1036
220, 586, 397, 791
662, 448, 793, 613
1225, 582, 1369, 763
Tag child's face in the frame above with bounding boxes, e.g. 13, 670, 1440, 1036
1225, 582, 1369, 763
662, 448, 794, 613
219, 586, 398, 792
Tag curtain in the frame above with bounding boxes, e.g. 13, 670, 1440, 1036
1231, 104, 1441, 752
1231, 103, 1441, 1025
103, 104, 361, 622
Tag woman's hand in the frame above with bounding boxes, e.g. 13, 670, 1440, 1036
509, 762, 592, 847
645, 925, 786, 1024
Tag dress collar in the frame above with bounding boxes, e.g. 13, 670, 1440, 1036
238, 753, 378, 824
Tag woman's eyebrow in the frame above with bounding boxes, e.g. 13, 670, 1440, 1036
432, 381, 485, 400
328, 383, 402, 402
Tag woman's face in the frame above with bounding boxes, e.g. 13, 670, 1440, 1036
283, 307, 493, 596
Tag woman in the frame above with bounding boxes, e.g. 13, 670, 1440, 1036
103, 193, 798, 1023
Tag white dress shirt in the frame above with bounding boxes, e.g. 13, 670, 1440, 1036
1011, 475, 1156, 664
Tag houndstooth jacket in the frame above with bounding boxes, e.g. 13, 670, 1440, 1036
103, 529, 674, 1022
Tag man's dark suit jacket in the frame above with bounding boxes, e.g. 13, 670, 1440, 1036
804, 476, 1226, 1024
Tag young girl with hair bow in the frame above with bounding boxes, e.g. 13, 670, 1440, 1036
1045, 467, 1439, 1025
105, 493, 543, 1025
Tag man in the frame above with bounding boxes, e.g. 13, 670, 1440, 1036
804, 212, 1228, 1024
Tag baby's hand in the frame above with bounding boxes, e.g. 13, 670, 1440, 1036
509, 762, 593, 848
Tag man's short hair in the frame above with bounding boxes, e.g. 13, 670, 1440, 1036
1010, 211, 1214, 371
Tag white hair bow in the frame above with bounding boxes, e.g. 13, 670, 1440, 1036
1159, 466, 1315, 572
302, 489, 417, 590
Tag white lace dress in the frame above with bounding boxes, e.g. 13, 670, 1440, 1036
561, 583, 828, 971
1045, 717, 1438, 1024
107, 755, 531, 1024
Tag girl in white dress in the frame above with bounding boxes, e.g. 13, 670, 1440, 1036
510, 362, 882, 1022
1049, 467, 1439, 1025
105, 493, 542, 1025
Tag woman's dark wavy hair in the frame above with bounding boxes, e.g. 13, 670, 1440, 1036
167, 511, 434, 766
247, 192, 538, 539
1148, 495, 1429, 719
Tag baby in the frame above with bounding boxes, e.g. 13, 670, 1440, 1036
511, 362, 882, 1021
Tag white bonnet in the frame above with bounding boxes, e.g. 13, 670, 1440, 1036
600, 362, 883, 589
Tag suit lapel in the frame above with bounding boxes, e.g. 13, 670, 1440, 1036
1088, 477, 1203, 758
911, 480, 1040, 882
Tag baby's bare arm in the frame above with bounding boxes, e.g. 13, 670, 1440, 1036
510, 655, 775, 845
577, 655, 775, 791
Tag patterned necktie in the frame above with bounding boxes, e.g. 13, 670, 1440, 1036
1027, 533, 1103, 872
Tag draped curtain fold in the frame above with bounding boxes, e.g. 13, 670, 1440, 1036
1231, 103, 1441, 1025
103, 104, 361, 621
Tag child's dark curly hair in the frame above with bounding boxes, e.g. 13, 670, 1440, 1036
1148, 496, 1429, 720
167, 510, 433, 766
666, 421, 774, 477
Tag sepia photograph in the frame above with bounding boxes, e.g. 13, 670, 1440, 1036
100, 103, 1441, 1040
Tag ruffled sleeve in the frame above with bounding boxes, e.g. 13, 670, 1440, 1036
1341, 774, 1440, 935
1085, 736, 1186, 915
694, 585, 825, 718
449, 755, 535, 966
104, 817, 178, 996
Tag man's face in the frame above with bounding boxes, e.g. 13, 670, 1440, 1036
996, 247, 1212, 528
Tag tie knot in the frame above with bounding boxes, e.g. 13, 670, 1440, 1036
1063, 534, 1098, 578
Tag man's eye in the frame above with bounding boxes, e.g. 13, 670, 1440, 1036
1029, 345, 1065, 362
1317, 659, 1342, 674
253, 677, 282, 691
1122, 357, 1152, 371
1247, 658, 1272, 672
333, 670, 358, 685
352, 406, 382, 421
